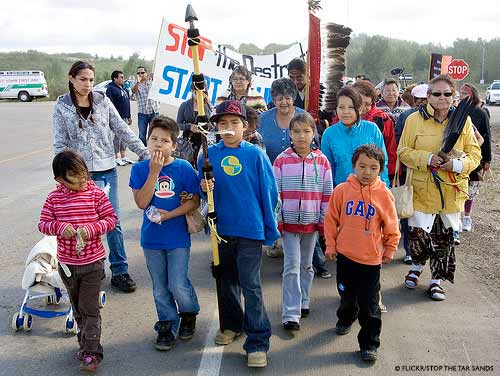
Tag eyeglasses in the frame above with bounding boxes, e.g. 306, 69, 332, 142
431, 92, 453, 97
137, 72, 146, 75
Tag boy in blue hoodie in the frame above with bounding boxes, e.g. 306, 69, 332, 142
200, 100, 280, 368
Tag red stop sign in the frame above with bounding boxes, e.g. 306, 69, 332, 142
447, 59, 469, 80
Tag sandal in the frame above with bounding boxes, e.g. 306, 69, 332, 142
428, 283, 446, 301
404, 270, 421, 289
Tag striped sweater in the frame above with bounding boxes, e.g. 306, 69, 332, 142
273, 148, 333, 234
38, 181, 117, 265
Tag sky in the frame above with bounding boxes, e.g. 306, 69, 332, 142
1, 0, 499, 59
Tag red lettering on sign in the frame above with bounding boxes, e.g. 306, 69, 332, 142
164, 23, 213, 61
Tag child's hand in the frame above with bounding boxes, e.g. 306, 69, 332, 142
325, 253, 336, 261
382, 256, 392, 264
149, 151, 164, 175
62, 224, 77, 238
200, 178, 215, 192
78, 227, 90, 241
157, 208, 171, 222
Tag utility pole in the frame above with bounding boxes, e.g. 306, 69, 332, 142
480, 42, 485, 84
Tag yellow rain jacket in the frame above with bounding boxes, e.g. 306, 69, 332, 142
397, 104, 481, 214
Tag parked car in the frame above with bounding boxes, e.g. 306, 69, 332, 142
486, 80, 500, 105
0, 70, 49, 102
93, 79, 133, 96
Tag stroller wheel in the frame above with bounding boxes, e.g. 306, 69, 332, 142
11, 313, 22, 332
65, 316, 78, 335
46, 295, 53, 305
22, 314, 33, 331
98, 291, 107, 308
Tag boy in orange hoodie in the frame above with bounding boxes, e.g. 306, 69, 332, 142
325, 144, 400, 362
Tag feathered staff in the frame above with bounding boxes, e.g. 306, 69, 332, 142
185, 4, 224, 330
305, 1, 352, 130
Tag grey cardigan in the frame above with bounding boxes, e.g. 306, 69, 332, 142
53, 91, 149, 171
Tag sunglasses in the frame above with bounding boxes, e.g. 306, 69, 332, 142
137, 71, 146, 75
431, 92, 453, 97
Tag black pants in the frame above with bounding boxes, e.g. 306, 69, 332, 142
336, 254, 381, 351
59, 260, 104, 360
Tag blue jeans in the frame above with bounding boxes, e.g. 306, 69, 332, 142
143, 247, 200, 336
219, 236, 271, 353
401, 218, 410, 256
91, 168, 128, 276
312, 239, 328, 273
138, 112, 159, 145
282, 231, 316, 323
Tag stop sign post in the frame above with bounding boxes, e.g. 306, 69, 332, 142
448, 59, 469, 81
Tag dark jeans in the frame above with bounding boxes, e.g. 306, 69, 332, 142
91, 169, 128, 276
312, 238, 329, 273
138, 112, 159, 145
59, 260, 105, 360
219, 236, 271, 353
336, 254, 381, 351
401, 218, 410, 256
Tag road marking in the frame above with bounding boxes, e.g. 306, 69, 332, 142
0, 147, 51, 164
197, 308, 224, 376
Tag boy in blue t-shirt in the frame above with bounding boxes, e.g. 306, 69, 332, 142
200, 100, 280, 368
129, 116, 200, 351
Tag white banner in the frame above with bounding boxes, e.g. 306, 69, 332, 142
149, 19, 304, 107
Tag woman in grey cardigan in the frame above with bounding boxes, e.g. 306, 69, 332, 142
53, 61, 150, 292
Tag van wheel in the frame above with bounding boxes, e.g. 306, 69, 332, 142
18, 91, 32, 102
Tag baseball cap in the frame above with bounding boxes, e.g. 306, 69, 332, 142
411, 84, 429, 98
210, 100, 247, 122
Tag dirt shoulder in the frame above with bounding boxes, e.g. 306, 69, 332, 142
460, 105, 500, 298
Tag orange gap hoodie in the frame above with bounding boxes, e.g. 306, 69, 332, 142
325, 174, 400, 266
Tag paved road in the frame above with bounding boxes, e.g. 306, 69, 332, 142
0, 102, 499, 376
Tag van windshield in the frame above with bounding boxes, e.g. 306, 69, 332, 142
491, 83, 500, 90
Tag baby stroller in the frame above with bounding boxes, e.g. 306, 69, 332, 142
11, 236, 106, 334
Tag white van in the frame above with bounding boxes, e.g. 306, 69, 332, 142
0, 70, 49, 102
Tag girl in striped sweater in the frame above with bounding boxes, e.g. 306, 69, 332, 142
38, 151, 117, 373
273, 113, 333, 331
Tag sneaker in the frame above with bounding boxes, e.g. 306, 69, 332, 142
360, 349, 378, 362
462, 216, 472, 232
403, 255, 412, 265
247, 351, 267, 368
335, 322, 352, 335
80, 353, 99, 373
214, 329, 241, 345
111, 274, 137, 293
301, 308, 310, 318
453, 230, 461, 245
283, 321, 300, 331
317, 270, 332, 279
122, 157, 134, 164
154, 321, 175, 351
178, 313, 196, 340
115, 158, 127, 166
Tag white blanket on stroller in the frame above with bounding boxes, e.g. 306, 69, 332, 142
22, 236, 66, 291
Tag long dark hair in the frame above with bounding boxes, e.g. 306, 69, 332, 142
68, 61, 95, 128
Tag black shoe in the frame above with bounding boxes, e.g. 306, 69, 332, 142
360, 349, 377, 362
178, 313, 197, 340
301, 309, 310, 318
111, 274, 136, 293
317, 270, 332, 279
335, 322, 352, 335
154, 321, 175, 351
283, 321, 300, 331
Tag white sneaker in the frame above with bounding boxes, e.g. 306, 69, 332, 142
115, 158, 127, 166
462, 216, 472, 232
122, 157, 134, 164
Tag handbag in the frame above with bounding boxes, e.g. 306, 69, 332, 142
390, 159, 414, 219
180, 192, 206, 233
173, 136, 195, 165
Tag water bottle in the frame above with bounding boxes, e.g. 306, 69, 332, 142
146, 205, 162, 224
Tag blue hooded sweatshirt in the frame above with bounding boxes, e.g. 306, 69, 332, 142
321, 119, 390, 187
198, 140, 280, 246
